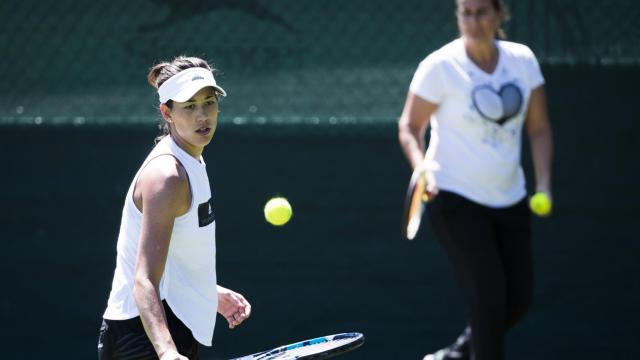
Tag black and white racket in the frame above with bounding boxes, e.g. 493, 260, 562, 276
230, 332, 364, 360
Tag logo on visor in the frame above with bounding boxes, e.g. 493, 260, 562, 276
192, 75, 204, 81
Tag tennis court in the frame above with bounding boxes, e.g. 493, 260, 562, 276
1, 1, 639, 358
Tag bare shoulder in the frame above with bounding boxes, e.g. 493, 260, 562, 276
136, 155, 190, 213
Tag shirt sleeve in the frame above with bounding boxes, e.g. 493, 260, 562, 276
523, 46, 545, 90
409, 54, 446, 104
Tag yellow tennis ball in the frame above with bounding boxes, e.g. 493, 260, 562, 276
264, 197, 292, 226
529, 192, 552, 216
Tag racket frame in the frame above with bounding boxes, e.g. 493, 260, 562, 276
402, 168, 428, 240
231, 332, 364, 360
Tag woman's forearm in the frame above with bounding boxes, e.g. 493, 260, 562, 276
399, 120, 426, 169
133, 279, 177, 357
528, 126, 553, 194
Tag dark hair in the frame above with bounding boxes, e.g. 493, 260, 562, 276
147, 56, 222, 143
492, 0, 511, 39
456, 0, 511, 39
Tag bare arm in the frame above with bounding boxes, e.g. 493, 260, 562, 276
398, 92, 439, 169
525, 86, 554, 196
217, 285, 252, 329
132, 156, 191, 360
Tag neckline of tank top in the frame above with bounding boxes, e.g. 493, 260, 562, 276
166, 136, 206, 168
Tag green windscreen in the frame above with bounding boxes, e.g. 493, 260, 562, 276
1, 0, 638, 126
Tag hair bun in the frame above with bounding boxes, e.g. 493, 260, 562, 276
147, 62, 170, 88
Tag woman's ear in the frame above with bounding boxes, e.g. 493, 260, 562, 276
160, 103, 172, 123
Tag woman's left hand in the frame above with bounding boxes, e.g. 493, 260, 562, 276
217, 285, 252, 329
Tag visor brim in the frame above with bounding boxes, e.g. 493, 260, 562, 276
170, 81, 227, 103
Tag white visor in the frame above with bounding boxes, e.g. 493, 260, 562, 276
158, 67, 227, 104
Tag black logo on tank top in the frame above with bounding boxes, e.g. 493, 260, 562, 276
198, 198, 215, 227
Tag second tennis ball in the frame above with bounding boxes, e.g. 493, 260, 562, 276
264, 197, 292, 226
529, 192, 552, 216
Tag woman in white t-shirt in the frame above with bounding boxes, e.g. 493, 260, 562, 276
398, 1, 553, 359
98, 56, 251, 360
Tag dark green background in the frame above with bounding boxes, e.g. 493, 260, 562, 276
2, 65, 639, 359
1, 0, 639, 358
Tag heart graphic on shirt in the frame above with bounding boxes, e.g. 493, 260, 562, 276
471, 83, 523, 125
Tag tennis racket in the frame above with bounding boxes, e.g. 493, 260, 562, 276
402, 167, 429, 240
230, 332, 364, 360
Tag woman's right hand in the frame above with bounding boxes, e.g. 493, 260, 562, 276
415, 164, 438, 201
425, 186, 439, 201
160, 349, 188, 360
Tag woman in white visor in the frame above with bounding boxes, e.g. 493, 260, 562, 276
98, 56, 251, 360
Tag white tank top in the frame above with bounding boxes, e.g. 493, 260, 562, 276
103, 136, 218, 346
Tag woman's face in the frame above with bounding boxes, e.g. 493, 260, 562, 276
456, 0, 502, 42
162, 86, 219, 157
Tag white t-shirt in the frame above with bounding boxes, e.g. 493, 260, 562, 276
103, 136, 218, 346
410, 38, 545, 207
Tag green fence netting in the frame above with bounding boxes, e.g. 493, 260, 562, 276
1, 0, 638, 125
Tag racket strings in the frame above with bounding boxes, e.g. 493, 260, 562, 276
284, 338, 352, 355
260, 338, 356, 359
238, 333, 363, 360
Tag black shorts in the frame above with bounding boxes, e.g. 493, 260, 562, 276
98, 301, 200, 360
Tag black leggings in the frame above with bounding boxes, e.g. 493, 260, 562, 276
427, 191, 533, 360
98, 301, 199, 360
